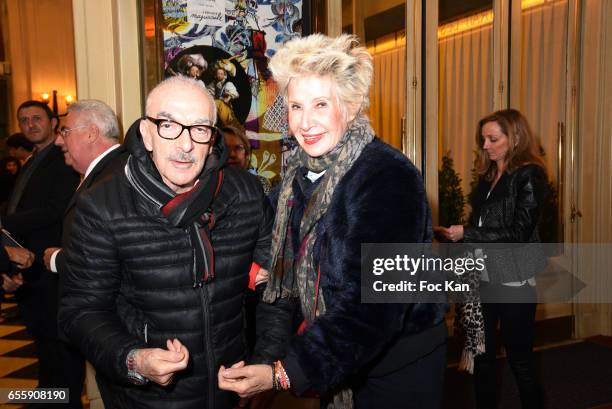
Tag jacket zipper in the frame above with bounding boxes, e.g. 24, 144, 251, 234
128, 159, 215, 402
199, 279, 215, 409
189, 232, 216, 409
194, 223, 209, 281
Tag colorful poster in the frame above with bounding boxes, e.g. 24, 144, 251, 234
187, 0, 225, 27
161, 0, 303, 187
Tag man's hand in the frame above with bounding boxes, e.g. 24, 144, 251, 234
5, 247, 34, 270
133, 338, 189, 386
218, 362, 274, 398
2, 273, 24, 292
43, 247, 61, 271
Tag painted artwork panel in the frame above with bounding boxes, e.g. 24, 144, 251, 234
161, 0, 303, 185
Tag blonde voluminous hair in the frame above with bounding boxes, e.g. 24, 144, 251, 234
268, 34, 373, 120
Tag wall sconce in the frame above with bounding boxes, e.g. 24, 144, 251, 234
39, 90, 76, 116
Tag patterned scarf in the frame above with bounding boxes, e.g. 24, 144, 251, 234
454, 302, 485, 374
263, 117, 375, 409
452, 251, 485, 374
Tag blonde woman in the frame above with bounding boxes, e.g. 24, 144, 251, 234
219, 34, 447, 409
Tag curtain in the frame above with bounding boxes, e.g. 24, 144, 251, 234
520, 0, 568, 182
439, 25, 494, 197
438, 0, 567, 195
369, 45, 406, 149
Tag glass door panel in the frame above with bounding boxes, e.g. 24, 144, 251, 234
518, 0, 569, 244
347, 0, 407, 150
517, 0, 571, 320
437, 0, 495, 226
367, 30, 406, 150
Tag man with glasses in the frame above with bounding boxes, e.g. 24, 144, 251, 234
41, 99, 126, 409
58, 76, 289, 409
44, 99, 125, 274
1, 100, 80, 405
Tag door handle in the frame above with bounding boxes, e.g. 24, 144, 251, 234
570, 204, 582, 222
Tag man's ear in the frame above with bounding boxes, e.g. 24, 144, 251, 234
51, 116, 58, 130
89, 124, 101, 143
140, 119, 153, 152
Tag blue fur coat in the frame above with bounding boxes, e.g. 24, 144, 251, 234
266, 138, 447, 396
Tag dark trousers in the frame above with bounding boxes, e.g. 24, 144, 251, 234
35, 336, 85, 409
353, 342, 447, 409
474, 284, 541, 409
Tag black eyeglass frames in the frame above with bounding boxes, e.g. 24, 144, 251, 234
144, 116, 217, 144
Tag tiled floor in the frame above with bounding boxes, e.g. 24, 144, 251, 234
0, 301, 36, 408
0, 299, 610, 409
0, 326, 26, 339
0, 340, 31, 356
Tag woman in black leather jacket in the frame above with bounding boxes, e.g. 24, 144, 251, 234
438, 109, 547, 409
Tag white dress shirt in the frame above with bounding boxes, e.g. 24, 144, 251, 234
49, 144, 121, 273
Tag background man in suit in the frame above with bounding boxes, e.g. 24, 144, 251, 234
43, 99, 125, 409
44, 99, 124, 275
1, 100, 81, 408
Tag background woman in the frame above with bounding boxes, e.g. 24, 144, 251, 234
222, 125, 251, 169
0, 157, 21, 206
218, 34, 447, 409
437, 109, 547, 409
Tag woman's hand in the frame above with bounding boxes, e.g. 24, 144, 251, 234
447, 225, 464, 241
218, 362, 273, 398
255, 268, 270, 286
434, 225, 464, 242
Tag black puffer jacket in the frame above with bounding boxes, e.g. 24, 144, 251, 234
464, 164, 548, 283
58, 126, 285, 409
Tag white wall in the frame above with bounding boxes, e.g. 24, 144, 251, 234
72, 0, 142, 135
6, 0, 76, 130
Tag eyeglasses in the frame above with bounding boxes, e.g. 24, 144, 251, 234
58, 125, 89, 138
144, 116, 217, 144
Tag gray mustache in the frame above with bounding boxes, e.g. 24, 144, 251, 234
169, 152, 197, 162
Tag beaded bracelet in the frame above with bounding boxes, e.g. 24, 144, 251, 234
270, 363, 279, 391
273, 360, 291, 390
